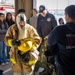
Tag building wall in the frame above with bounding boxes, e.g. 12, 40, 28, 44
15, 0, 33, 19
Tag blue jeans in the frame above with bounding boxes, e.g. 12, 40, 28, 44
0, 41, 7, 63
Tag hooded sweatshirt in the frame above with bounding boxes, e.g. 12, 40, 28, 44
47, 22, 75, 69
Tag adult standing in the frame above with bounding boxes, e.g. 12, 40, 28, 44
0, 13, 9, 65
28, 9, 38, 29
6, 12, 15, 60
35, 5, 57, 75
46, 5, 75, 75
4, 11, 40, 75
37, 5, 57, 41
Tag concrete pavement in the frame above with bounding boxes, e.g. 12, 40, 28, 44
0, 62, 13, 75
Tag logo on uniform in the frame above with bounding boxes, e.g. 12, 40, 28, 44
47, 18, 51, 22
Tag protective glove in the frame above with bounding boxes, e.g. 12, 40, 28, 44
10, 58, 16, 64
12, 39, 21, 46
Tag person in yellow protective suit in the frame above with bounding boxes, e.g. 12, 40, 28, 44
4, 12, 40, 75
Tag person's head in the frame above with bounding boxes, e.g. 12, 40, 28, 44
0, 13, 5, 22
6, 12, 13, 21
16, 13, 27, 30
58, 18, 64, 25
39, 5, 47, 17
31, 9, 37, 16
16, 13, 27, 39
18, 9, 25, 14
65, 5, 75, 23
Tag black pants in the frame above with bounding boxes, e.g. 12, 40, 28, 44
0, 70, 3, 75
56, 64, 75, 75
7, 46, 10, 59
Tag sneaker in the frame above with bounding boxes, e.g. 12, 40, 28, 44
5, 62, 9, 64
1, 63, 6, 65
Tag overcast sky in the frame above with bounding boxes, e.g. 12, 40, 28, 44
37, 0, 75, 10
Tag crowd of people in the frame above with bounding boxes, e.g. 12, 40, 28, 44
0, 4, 75, 75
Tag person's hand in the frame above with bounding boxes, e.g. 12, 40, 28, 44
40, 37, 42, 43
12, 39, 21, 46
44, 36, 48, 40
38, 55, 41, 61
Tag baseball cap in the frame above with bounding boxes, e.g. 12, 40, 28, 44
39, 5, 45, 13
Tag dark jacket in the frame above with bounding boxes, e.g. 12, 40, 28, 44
0, 21, 8, 41
47, 22, 75, 69
6, 20, 15, 27
37, 13, 57, 39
